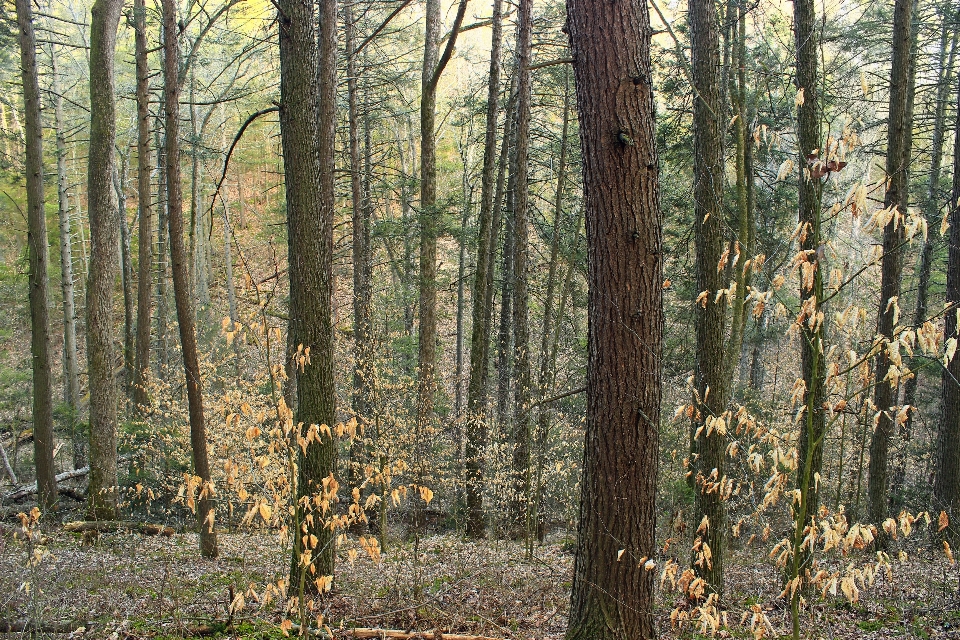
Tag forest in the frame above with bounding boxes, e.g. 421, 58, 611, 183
0, 0, 958, 636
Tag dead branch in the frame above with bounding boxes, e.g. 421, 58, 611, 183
344, 630, 502, 640
63, 520, 175, 536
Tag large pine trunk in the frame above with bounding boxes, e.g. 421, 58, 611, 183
85, 0, 124, 521
688, 0, 727, 597
935, 81, 960, 540
564, 0, 661, 635
279, 0, 338, 588
17, 0, 57, 512
868, 0, 914, 540
162, 0, 219, 558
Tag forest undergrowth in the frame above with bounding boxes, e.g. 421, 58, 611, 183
2, 525, 958, 639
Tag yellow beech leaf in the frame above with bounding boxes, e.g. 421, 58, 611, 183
939, 510, 950, 532
259, 502, 272, 522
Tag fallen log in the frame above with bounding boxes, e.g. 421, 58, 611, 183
63, 520, 175, 536
2, 453, 132, 502
0, 618, 83, 634
343, 629, 502, 640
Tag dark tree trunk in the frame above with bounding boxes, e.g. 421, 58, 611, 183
510, 0, 533, 542
116, 157, 135, 396
688, 0, 727, 597
279, 0, 338, 588
85, 0, 124, 521
133, 0, 153, 411
17, 0, 57, 512
563, 0, 662, 634
155, 120, 169, 375
162, 0, 219, 558
868, 0, 914, 541
935, 79, 960, 539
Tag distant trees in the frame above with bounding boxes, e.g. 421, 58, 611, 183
563, 0, 662, 636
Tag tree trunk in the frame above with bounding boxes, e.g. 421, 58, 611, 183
563, 0, 662, 634
868, 0, 914, 541
510, 0, 533, 544
347, 5, 373, 488
464, 0, 505, 538
162, 0, 218, 559
279, 0, 338, 588
85, 0, 124, 521
116, 156, 135, 396
788, 0, 826, 633
133, 0, 153, 411
895, 10, 956, 512
688, 0, 727, 597
534, 73, 571, 543
49, 44, 83, 469
935, 78, 960, 540
156, 120, 169, 374
17, 0, 57, 512
496, 121, 517, 428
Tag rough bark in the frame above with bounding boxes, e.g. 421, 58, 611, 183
935, 78, 960, 540
85, 0, 124, 521
868, 0, 914, 540
563, 0, 662, 634
17, 0, 57, 512
116, 157, 135, 394
156, 120, 170, 374
133, 0, 153, 411
688, 0, 727, 597
464, 0, 504, 537
279, 0, 338, 587
510, 0, 533, 540
162, 0, 219, 558
789, 0, 826, 633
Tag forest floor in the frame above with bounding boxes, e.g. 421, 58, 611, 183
1, 526, 959, 639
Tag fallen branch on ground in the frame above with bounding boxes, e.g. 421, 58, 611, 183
3, 453, 132, 501
344, 630, 503, 640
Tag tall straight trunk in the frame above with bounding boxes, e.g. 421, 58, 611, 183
454, 138, 473, 418
50, 45, 83, 469
896, 11, 957, 510
510, 0, 533, 542
497, 127, 517, 426
788, 0, 825, 634
935, 81, 960, 539
279, 0, 338, 588
416, 0, 470, 439
155, 121, 169, 374
688, 0, 728, 597
347, 5, 373, 487
162, 0, 218, 558
464, 0, 505, 538
116, 157, 135, 394
17, 0, 57, 512
133, 0, 153, 411
724, 0, 754, 383
868, 0, 914, 539
85, 0, 124, 521
534, 72, 570, 542
564, 0, 662, 635
222, 199, 241, 381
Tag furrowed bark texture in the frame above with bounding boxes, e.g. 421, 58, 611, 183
564, 0, 662, 634
868, 0, 913, 538
688, 0, 727, 597
17, 0, 57, 511
935, 79, 960, 539
162, 0, 219, 558
85, 0, 124, 520
279, 0, 338, 586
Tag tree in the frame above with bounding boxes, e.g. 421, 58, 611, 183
563, 0, 662, 636
86, 0, 125, 520
162, 0, 219, 558
279, 0, 338, 589
16, 0, 57, 512
688, 0, 727, 596
935, 78, 960, 540
868, 0, 914, 539
132, 0, 153, 411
